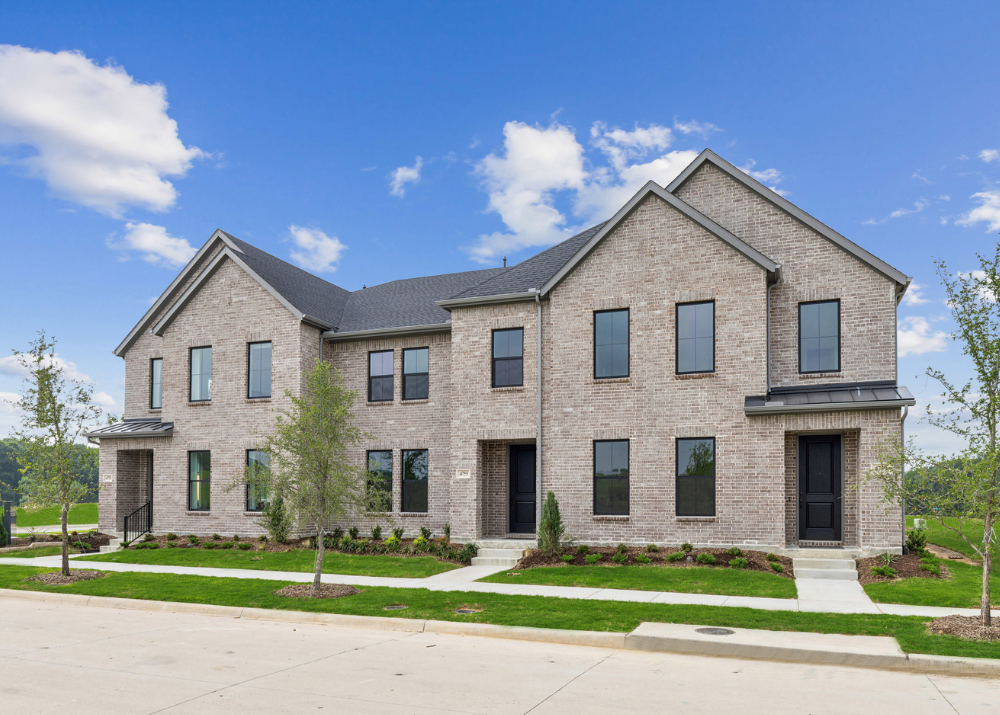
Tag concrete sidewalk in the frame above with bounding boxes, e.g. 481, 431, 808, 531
1, 552, 995, 619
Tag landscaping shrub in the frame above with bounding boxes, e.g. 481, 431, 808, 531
635, 553, 652, 564
259, 535, 268, 542
765, 552, 779, 562
384, 535, 401, 551
729, 557, 749, 569
370, 525, 382, 541
646, 544, 658, 553
413, 534, 429, 550
260, 495, 292, 543
454, 542, 477, 564
331, 527, 344, 540
561, 554, 574, 563
237, 542, 252, 551
0, 516, 7, 548
348, 527, 359, 540
232, 534, 240, 542
920, 562, 942, 575
165, 533, 177, 541
537, 491, 569, 557
906, 528, 928, 554
611, 551, 627, 564
143, 533, 155, 542
392, 527, 404, 540
132, 542, 159, 550
584, 553, 602, 565
871, 565, 896, 577
577, 544, 590, 555
725, 547, 743, 557
419, 526, 432, 540
696, 553, 716, 565
340, 535, 355, 552
202, 542, 218, 550
444, 524, 451, 543
212, 533, 221, 541
681, 543, 693, 552
188, 535, 200, 545
219, 542, 234, 549
769, 561, 783, 573
880, 552, 897, 566
666, 550, 687, 563
166, 541, 179, 549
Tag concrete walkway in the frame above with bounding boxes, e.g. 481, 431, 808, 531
1, 552, 996, 620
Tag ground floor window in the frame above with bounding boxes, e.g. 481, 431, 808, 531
367, 450, 393, 512
189, 451, 211, 511
402, 449, 428, 512
246, 450, 269, 511
594, 440, 629, 515
676, 437, 715, 516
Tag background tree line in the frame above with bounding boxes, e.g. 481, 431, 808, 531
0, 437, 99, 505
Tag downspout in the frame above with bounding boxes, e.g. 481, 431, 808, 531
901, 405, 909, 553
766, 265, 783, 396
535, 289, 543, 531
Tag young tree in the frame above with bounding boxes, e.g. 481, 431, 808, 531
868, 251, 1000, 627
537, 491, 568, 557
257, 359, 387, 593
10, 333, 101, 576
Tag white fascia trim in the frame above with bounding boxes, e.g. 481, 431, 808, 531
745, 399, 915, 416
435, 292, 539, 309
322, 323, 451, 342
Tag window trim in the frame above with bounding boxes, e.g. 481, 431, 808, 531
188, 346, 212, 403
797, 299, 841, 374
593, 439, 630, 516
150, 357, 163, 409
675, 300, 715, 375
491, 327, 525, 388
401, 448, 429, 513
188, 450, 211, 512
246, 341, 272, 399
245, 449, 268, 512
366, 449, 393, 512
675, 437, 716, 517
593, 308, 630, 380
402, 347, 429, 401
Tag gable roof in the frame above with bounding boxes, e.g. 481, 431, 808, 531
667, 149, 911, 289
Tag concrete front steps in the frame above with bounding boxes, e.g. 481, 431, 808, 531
469, 539, 534, 569
792, 553, 859, 581
99, 538, 122, 554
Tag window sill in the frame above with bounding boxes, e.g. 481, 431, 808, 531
797, 372, 841, 379
149, 408, 162, 413
186, 511, 212, 515
187, 401, 211, 407
401, 399, 430, 405
399, 512, 430, 517
245, 397, 272, 404
243, 511, 263, 516
366, 400, 396, 407
592, 515, 630, 521
675, 372, 716, 380
490, 385, 525, 392
676, 516, 716, 522
591, 377, 630, 384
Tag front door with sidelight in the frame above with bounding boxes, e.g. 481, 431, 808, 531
508, 445, 536, 534
798, 434, 842, 541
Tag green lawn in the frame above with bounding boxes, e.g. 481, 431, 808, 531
0, 565, 996, 661
81, 546, 459, 578
1, 546, 77, 558
479, 564, 797, 599
15, 503, 98, 527
908, 515, 997, 572
864, 557, 1000, 609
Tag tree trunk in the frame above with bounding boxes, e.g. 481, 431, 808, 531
61, 503, 70, 577
313, 524, 325, 593
982, 517, 993, 627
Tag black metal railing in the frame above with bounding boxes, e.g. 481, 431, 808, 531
123, 501, 151, 545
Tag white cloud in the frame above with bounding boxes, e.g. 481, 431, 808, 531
288, 225, 346, 273
912, 171, 932, 185
979, 149, 999, 163
107, 222, 196, 267
672, 119, 721, 137
0, 353, 92, 383
897, 316, 949, 357
939, 194, 950, 202
738, 159, 786, 195
957, 191, 1000, 232
389, 156, 423, 197
901, 282, 930, 305
889, 198, 930, 219
91, 391, 116, 408
0, 45, 203, 216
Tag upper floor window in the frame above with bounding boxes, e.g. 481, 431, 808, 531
492, 328, 524, 388
246, 450, 269, 512
676, 301, 714, 374
150, 358, 163, 409
369, 350, 394, 402
594, 440, 629, 515
402, 449, 428, 512
676, 437, 715, 517
403, 347, 429, 400
367, 450, 393, 512
189, 346, 212, 402
248, 342, 272, 398
189, 451, 211, 511
594, 309, 629, 379
799, 300, 840, 373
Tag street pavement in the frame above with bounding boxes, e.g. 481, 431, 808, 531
0, 596, 997, 714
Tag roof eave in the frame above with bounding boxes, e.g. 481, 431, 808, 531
744, 398, 915, 416
322, 322, 452, 342
435, 291, 539, 310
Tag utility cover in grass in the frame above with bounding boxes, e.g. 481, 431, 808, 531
26, 570, 105, 585
275, 583, 360, 599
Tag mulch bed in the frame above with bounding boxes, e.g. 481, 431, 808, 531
928, 615, 1000, 642
26, 569, 106, 585
856, 552, 947, 585
515, 546, 794, 577
274, 583, 360, 599
8, 532, 111, 552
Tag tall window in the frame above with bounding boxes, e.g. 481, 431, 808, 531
248, 342, 272, 398
402, 449, 428, 512
246, 450, 269, 512
403, 348, 429, 400
189, 346, 212, 402
189, 451, 211, 511
676, 438, 715, 516
676, 301, 714, 374
594, 309, 629, 378
492, 328, 524, 387
150, 358, 163, 409
368, 350, 394, 402
367, 450, 393, 512
594, 440, 629, 516
799, 300, 840, 373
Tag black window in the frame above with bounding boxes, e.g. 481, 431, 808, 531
492, 328, 524, 387
799, 300, 840, 373
594, 440, 629, 516
676, 438, 715, 516
368, 350, 393, 402
189, 451, 211, 511
403, 348, 429, 400
246, 450, 269, 512
367, 450, 393, 512
150, 358, 163, 409
248, 342, 272, 398
676, 301, 714, 374
189, 346, 212, 402
594, 309, 629, 378
401, 449, 428, 512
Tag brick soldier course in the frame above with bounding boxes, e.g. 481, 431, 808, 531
90, 149, 914, 551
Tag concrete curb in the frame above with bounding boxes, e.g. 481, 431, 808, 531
1, 587, 998, 678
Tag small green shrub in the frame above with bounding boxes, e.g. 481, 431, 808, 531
453, 542, 477, 564
577, 544, 590, 555
202, 542, 218, 550
165, 533, 177, 541
646, 544, 658, 553
218, 542, 234, 549
871, 565, 896, 577
419, 526, 432, 540
681, 543, 693, 552
188, 535, 200, 545
561, 554, 575, 563
920, 562, 942, 575
384, 535, 401, 550
260, 495, 292, 543
635, 553, 652, 564
585, 553, 602, 564
444, 524, 451, 542
413, 534, 429, 550
537, 491, 569, 557
765, 552, 779, 562
666, 550, 687, 563
370, 525, 382, 541
725, 547, 743, 557
259, 535, 267, 542
143, 533, 155, 542
392, 527, 404, 540
232, 534, 240, 542
212, 533, 220, 541
616, 543, 627, 554
348, 527, 359, 540
340, 535, 355, 552
331, 527, 344, 541
695, 553, 716, 565
769, 561, 783, 573
237, 542, 252, 550
906, 528, 928, 553
611, 552, 627, 564
166, 541, 179, 549
132, 542, 160, 550
728, 556, 749, 569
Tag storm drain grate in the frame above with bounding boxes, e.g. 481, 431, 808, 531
695, 627, 735, 636
383, 605, 408, 611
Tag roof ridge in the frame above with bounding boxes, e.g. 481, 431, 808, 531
357, 266, 506, 294
223, 232, 350, 296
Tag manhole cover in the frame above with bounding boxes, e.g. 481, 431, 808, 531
383, 604, 408, 611
696, 627, 734, 636
454, 608, 481, 614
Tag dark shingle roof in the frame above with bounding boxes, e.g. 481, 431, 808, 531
224, 233, 351, 328
87, 418, 174, 439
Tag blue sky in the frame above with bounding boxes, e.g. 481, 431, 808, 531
1, 2, 999, 452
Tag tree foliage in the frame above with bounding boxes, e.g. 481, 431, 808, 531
537, 491, 569, 557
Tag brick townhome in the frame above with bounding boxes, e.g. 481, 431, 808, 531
90, 149, 915, 551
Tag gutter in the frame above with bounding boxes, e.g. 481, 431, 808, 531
534, 289, 543, 530
765, 265, 783, 396
901, 405, 909, 552
436, 292, 539, 310
322, 322, 452, 342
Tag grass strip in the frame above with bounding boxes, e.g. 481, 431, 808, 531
1, 546, 79, 559
14, 503, 98, 528
864, 557, 1000, 609
908, 516, 997, 573
479, 564, 796, 598
1, 564, 998, 661
81, 547, 459, 578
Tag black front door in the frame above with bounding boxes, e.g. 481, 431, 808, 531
798, 435, 842, 541
509, 445, 536, 534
